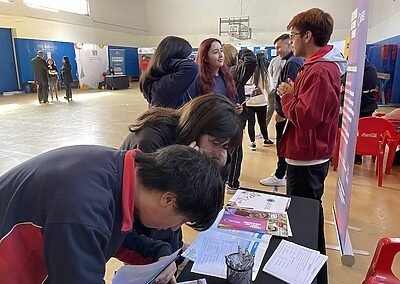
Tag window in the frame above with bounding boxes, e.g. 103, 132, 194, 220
23, 0, 89, 15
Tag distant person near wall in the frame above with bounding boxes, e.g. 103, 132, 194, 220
31, 50, 49, 104
61, 56, 73, 102
47, 58, 59, 101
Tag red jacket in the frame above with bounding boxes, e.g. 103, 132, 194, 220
278, 45, 347, 161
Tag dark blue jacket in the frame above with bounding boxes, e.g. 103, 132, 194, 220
0, 145, 171, 283
275, 52, 304, 118
143, 58, 198, 108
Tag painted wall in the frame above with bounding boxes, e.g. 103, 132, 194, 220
0, 28, 19, 93
0, 0, 147, 46
14, 39, 78, 85
367, 0, 400, 43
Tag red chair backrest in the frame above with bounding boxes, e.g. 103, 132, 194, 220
356, 117, 397, 155
363, 237, 400, 284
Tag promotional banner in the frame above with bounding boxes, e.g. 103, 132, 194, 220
75, 43, 108, 89
334, 0, 370, 265
109, 48, 125, 75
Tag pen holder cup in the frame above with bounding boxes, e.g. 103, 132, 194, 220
225, 252, 253, 284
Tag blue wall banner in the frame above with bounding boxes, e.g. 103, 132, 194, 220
0, 28, 19, 93
108, 46, 139, 78
334, 0, 370, 266
14, 38, 78, 85
109, 48, 125, 75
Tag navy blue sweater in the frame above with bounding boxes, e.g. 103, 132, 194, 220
275, 52, 304, 118
0, 145, 171, 283
143, 58, 198, 108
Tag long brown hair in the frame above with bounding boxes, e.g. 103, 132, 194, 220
129, 94, 242, 150
196, 38, 237, 102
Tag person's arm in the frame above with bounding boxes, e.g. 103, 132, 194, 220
115, 229, 173, 264
281, 71, 339, 130
230, 50, 257, 86
151, 59, 198, 107
44, 223, 109, 283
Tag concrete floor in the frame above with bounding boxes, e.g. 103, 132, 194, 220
1, 84, 399, 283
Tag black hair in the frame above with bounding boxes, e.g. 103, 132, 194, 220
135, 145, 224, 231
129, 94, 242, 151
63, 56, 71, 67
253, 52, 269, 90
273, 33, 290, 45
140, 36, 192, 97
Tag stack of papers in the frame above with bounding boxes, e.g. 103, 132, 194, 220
182, 209, 271, 281
263, 240, 328, 284
228, 189, 291, 213
112, 249, 181, 284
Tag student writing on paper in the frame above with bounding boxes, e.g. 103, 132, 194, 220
0, 145, 224, 284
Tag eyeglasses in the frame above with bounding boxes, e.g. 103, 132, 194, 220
290, 32, 302, 39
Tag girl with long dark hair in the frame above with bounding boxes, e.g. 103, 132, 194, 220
140, 36, 198, 108
61, 56, 73, 101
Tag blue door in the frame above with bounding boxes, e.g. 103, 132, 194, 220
0, 28, 19, 93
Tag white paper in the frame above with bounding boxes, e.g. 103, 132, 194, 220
183, 210, 270, 281
112, 249, 181, 284
191, 232, 269, 281
178, 279, 207, 284
263, 240, 328, 284
228, 189, 291, 213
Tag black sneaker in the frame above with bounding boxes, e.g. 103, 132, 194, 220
263, 139, 274, 147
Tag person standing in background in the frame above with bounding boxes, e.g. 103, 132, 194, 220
31, 50, 49, 104
260, 34, 304, 187
61, 56, 73, 102
47, 58, 58, 101
140, 36, 198, 108
247, 51, 273, 150
221, 44, 256, 193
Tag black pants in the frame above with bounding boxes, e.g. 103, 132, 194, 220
65, 83, 72, 99
247, 106, 268, 141
37, 81, 49, 103
286, 161, 330, 284
274, 120, 287, 179
227, 145, 243, 188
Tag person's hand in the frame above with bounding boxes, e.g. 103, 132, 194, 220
235, 104, 243, 114
188, 141, 200, 151
154, 257, 177, 284
277, 78, 294, 96
275, 113, 286, 123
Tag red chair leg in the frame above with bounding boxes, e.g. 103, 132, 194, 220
385, 141, 397, 175
377, 153, 383, 187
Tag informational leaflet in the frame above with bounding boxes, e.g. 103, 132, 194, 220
228, 189, 291, 213
263, 240, 328, 284
182, 209, 271, 281
112, 249, 181, 284
190, 231, 269, 281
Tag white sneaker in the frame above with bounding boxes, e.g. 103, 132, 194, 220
260, 174, 286, 187
248, 142, 256, 151
255, 132, 263, 139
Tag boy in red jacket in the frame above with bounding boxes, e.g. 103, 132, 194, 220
277, 8, 348, 284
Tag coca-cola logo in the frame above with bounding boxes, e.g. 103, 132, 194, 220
361, 132, 377, 138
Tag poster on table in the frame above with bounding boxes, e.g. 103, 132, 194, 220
334, 0, 370, 264
74, 43, 109, 89
109, 48, 125, 75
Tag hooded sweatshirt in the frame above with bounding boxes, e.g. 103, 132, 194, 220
278, 45, 348, 162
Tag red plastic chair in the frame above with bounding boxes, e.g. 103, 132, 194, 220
363, 237, 400, 284
356, 117, 396, 186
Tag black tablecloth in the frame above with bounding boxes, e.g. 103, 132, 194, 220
177, 188, 320, 283
105, 75, 129, 90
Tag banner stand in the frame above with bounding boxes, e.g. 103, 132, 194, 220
325, 207, 369, 266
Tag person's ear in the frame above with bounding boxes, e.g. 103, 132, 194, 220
160, 192, 177, 208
